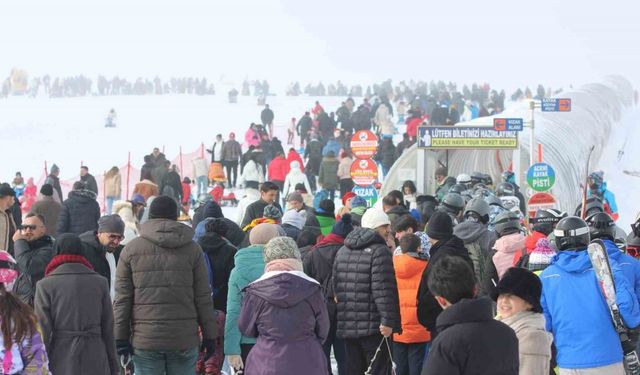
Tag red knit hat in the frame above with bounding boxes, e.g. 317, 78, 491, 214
342, 192, 356, 206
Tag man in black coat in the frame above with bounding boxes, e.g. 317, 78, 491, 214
421, 255, 519, 374
140, 155, 155, 182
333, 208, 400, 375
12, 213, 54, 305
260, 104, 274, 136
45, 164, 63, 203
80, 166, 99, 197
304, 214, 354, 375
56, 182, 100, 236
240, 182, 282, 228
416, 211, 474, 335
80, 215, 125, 293
296, 111, 313, 147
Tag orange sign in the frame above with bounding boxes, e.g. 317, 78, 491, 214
350, 158, 379, 186
350, 130, 379, 159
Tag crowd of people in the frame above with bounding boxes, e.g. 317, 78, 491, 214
0, 90, 636, 375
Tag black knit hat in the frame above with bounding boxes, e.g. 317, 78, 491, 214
203, 201, 223, 219
497, 267, 543, 313
318, 199, 335, 215
54, 233, 84, 255
149, 196, 178, 221
425, 211, 453, 240
40, 184, 54, 196
332, 214, 354, 237
0, 183, 15, 198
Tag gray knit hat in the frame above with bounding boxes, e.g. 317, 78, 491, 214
249, 223, 285, 245
263, 236, 301, 263
263, 204, 283, 221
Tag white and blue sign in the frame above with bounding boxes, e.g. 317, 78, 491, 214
352, 185, 378, 207
541, 98, 571, 112
527, 162, 556, 192
494, 118, 523, 131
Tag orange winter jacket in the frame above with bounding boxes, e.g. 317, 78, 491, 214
393, 253, 431, 344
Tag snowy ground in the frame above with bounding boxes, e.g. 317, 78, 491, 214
1, 91, 638, 231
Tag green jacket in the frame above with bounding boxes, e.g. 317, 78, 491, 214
224, 245, 265, 355
318, 157, 340, 190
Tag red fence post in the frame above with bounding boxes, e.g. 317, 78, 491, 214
126, 152, 131, 199
44, 161, 48, 176
538, 143, 543, 163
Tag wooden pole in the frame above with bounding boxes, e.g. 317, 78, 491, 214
126, 152, 131, 199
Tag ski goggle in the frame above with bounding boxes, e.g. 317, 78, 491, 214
627, 246, 640, 258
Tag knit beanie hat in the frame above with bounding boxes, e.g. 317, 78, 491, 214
263, 204, 283, 221
342, 192, 356, 206
527, 238, 556, 272
54, 233, 84, 255
318, 199, 335, 215
50, 164, 60, 174
203, 201, 223, 219
332, 214, 354, 237
497, 267, 543, 313
263, 236, 301, 263
250, 223, 284, 245
40, 184, 54, 197
351, 196, 368, 208
282, 209, 305, 230
98, 215, 125, 235
361, 208, 391, 230
425, 211, 453, 240
149, 196, 178, 221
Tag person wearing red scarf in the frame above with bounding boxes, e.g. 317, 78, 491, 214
303, 214, 354, 375
35, 233, 119, 375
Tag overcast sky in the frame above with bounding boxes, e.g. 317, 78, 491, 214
1, 0, 638, 92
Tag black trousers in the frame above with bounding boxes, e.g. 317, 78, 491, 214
225, 161, 239, 188
392, 342, 427, 375
344, 334, 392, 375
339, 179, 354, 199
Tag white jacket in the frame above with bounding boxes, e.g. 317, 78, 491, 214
238, 160, 264, 186
282, 161, 311, 198
113, 200, 139, 245
236, 188, 261, 225
374, 104, 395, 136
192, 157, 209, 178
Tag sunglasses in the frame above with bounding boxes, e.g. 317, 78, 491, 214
20, 225, 38, 231
108, 234, 124, 241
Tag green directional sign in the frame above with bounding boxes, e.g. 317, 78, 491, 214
527, 163, 556, 192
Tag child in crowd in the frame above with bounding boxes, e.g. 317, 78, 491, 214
496, 267, 553, 375
393, 234, 429, 375
0, 251, 50, 374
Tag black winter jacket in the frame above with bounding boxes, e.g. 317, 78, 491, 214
332, 228, 401, 339
13, 236, 54, 305
81, 173, 99, 196
56, 190, 100, 236
198, 232, 237, 313
80, 231, 123, 288
416, 235, 473, 335
240, 199, 282, 229
421, 297, 519, 375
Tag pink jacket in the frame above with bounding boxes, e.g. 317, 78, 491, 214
244, 128, 260, 147
492, 233, 526, 279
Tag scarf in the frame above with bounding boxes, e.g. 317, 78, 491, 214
45, 254, 94, 276
243, 217, 277, 232
265, 258, 303, 272
313, 233, 345, 249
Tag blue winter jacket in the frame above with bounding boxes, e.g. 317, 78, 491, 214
541, 249, 640, 369
603, 239, 640, 304
589, 182, 618, 214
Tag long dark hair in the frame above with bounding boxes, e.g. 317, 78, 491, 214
0, 283, 37, 349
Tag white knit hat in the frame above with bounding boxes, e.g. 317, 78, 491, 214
282, 209, 305, 230
361, 208, 391, 229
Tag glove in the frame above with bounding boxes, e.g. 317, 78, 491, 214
116, 340, 132, 357
201, 339, 216, 361
227, 355, 244, 371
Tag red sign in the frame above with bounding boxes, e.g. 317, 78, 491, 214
350, 130, 378, 159
350, 159, 379, 186
527, 192, 557, 218
558, 99, 571, 112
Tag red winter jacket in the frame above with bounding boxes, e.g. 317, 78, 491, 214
181, 182, 191, 204
513, 230, 547, 265
406, 117, 422, 139
268, 156, 290, 182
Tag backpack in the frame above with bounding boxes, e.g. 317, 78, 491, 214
313, 189, 330, 210
464, 240, 489, 295
13, 273, 35, 306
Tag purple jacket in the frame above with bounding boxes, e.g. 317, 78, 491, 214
238, 271, 330, 375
